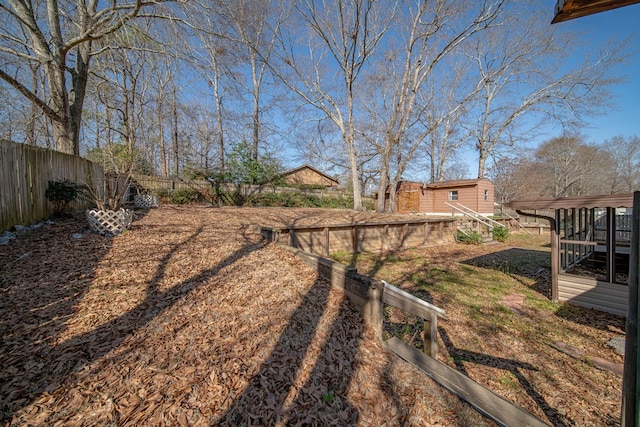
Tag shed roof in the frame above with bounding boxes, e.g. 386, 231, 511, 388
425, 178, 491, 189
506, 193, 633, 210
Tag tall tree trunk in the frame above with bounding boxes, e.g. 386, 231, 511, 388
211, 57, 225, 173
376, 151, 391, 212
172, 85, 179, 177
251, 52, 260, 161
157, 96, 169, 177
347, 91, 363, 211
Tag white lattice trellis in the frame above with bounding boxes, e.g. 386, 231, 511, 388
134, 194, 159, 208
86, 209, 134, 235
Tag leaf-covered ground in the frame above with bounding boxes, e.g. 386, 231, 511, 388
1, 206, 496, 426
334, 234, 625, 427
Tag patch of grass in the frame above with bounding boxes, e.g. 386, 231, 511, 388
457, 230, 483, 245
527, 296, 558, 312
330, 251, 355, 265
498, 372, 519, 389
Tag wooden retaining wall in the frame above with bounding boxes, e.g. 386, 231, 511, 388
0, 140, 104, 231
259, 218, 457, 257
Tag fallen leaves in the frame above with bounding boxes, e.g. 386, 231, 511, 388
0, 206, 493, 426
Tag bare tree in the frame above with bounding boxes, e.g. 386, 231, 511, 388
219, 0, 288, 161
463, 3, 625, 178
360, 0, 503, 212
535, 134, 612, 197
486, 155, 542, 203
603, 135, 640, 193
272, 0, 397, 211
0, 0, 172, 155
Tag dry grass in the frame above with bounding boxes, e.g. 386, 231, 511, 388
335, 234, 625, 427
1, 206, 496, 427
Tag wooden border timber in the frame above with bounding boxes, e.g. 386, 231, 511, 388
386, 337, 550, 427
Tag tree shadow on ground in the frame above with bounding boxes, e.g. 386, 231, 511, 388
0, 219, 265, 423
216, 274, 363, 425
462, 248, 627, 333
0, 218, 117, 421
462, 248, 552, 299
438, 327, 569, 427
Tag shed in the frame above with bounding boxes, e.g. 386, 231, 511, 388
389, 178, 494, 216
281, 165, 339, 188
507, 193, 633, 317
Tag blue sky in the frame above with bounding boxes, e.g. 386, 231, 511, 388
553, 2, 640, 145
453, 2, 640, 178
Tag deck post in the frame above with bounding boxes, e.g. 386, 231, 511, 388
622, 192, 640, 427
607, 207, 616, 283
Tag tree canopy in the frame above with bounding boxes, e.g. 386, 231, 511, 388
0, 0, 634, 209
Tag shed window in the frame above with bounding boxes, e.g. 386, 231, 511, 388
448, 190, 458, 201
484, 190, 489, 201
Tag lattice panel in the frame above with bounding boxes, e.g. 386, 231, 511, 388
134, 195, 159, 208
86, 209, 134, 235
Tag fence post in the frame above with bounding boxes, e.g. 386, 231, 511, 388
422, 312, 438, 359
365, 280, 384, 339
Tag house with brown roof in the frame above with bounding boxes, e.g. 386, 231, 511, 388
388, 178, 495, 216
281, 165, 339, 188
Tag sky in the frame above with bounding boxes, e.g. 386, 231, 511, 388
456, 2, 640, 178
551, 2, 640, 145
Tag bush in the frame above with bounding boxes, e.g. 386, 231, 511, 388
168, 189, 201, 205
243, 191, 357, 209
492, 226, 509, 242
457, 230, 483, 245
45, 180, 81, 216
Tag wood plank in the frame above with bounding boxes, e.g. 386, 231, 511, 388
385, 337, 551, 427
422, 313, 438, 358
382, 280, 447, 318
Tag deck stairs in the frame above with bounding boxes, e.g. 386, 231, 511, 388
446, 202, 502, 243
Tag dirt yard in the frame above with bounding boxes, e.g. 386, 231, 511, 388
1, 206, 497, 427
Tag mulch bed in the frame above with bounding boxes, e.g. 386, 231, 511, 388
1, 206, 495, 426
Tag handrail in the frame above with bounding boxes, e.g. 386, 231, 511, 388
445, 202, 495, 230
382, 279, 446, 358
502, 211, 533, 235
382, 280, 447, 319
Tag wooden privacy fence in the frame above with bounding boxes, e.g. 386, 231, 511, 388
0, 140, 104, 231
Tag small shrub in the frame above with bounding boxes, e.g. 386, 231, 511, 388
45, 180, 81, 216
154, 189, 170, 198
492, 226, 509, 242
457, 230, 483, 245
243, 191, 356, 209
168, 189, 201, 204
